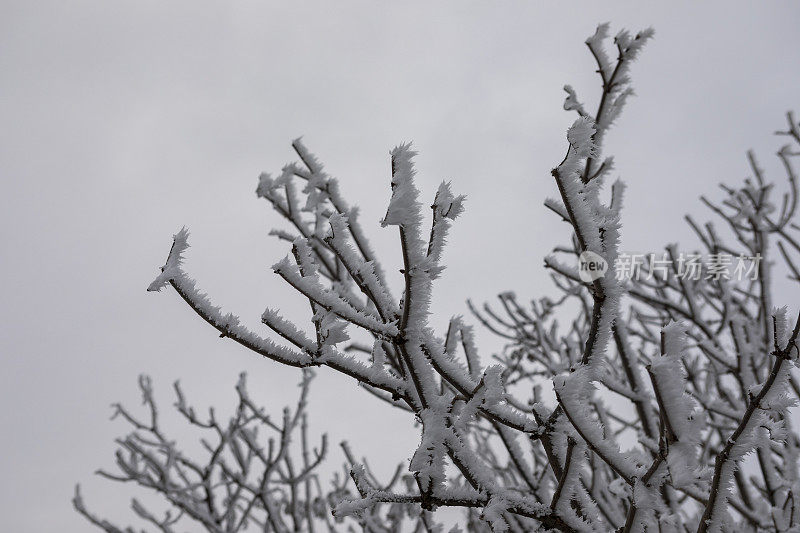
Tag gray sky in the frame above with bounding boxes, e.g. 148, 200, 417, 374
2, 2, 799, 530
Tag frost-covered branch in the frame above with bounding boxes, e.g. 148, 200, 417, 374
482, 70, 800, 533
76, 372, 334, 532
76, 372, 442, 532
87, 22, 800, 532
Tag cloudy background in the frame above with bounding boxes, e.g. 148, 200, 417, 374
2, 1, 799, 530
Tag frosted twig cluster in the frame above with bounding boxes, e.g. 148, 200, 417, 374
74, 372, 321, 531
79, 24, 800, 532
74, 372, 435, 532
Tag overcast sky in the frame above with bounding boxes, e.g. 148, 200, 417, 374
2, 2, 800, 531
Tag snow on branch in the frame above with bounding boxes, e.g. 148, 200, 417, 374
81, 22, 800, 533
